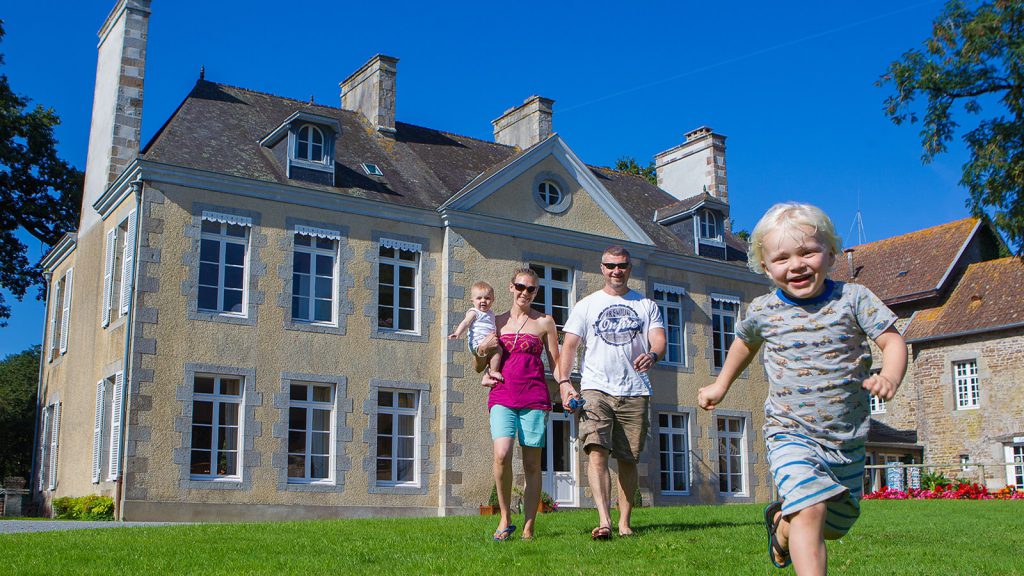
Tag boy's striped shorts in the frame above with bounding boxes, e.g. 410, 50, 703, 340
767, 432, 864, 538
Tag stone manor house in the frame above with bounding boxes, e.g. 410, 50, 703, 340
34, 0, 777, 521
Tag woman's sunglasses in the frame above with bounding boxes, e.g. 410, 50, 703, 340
513, 283, 538, 294
602, 262, 630, 270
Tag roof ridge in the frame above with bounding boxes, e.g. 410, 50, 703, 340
395, 120, 516, 149
846, 216, 978, 250
199, 79, 351, 114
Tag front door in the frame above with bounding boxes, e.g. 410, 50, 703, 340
541, 410, 578, 507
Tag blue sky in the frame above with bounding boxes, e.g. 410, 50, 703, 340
1, 0, 973, 356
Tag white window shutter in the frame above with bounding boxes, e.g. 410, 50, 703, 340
59, 269, 73, 354
120, 210, 137, 315
38, 407, 50, 492
108, 371, 124, 480
48, 403, 60, 490
92, 381, 106, 483
102, 229, 117, 327
47, 284, 60, 361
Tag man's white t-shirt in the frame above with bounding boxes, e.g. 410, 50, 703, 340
563, 289, 664, 397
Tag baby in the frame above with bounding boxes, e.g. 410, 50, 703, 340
449, 281, 503, 382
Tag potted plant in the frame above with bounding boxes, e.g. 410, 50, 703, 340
479, 484, 501, 515
540, 491, 558, 513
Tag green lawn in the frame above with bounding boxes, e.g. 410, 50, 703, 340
1, 501, 1021, 575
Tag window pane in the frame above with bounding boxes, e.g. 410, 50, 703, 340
378, 390, 393, 407
312, 386, 331, 403
397, 414, 415, 436
659, 413, 668, 427
192, 401, 213, 424
220, 378, 241, 396
289, 407, 306, 429
397, 437, 414, 459
311, 431, 330, 454
290, 385, 306, 401
377, 436, 392, 458
551, 268, 568, 282
198, 286, 218, 311
223, 289, 243, 313
398, 392, 416, 409
190, 450, 211, 475
312, 408, 330, 432
194, 377, 215, 394
552, 289, 568, 307
397, 460, 413, 482
293, 274, 310, 298
225, 242, 245, 266
191, 425, 212, 449
316, 238, 333, 250
398, 266, 415, 287
199, 263, 219, 286
219, 405, 239, 425
398, 250, 416, 262
379, 246, 395, 259
315, 254, 333, 273
201, 220, 220, 234
315, 277, 332, 299
200, 239, 220, 263
297, 139, 308, 159
224, 266, 244, 289
218, 452, 237, 476
225, 224, 246, 238
377, 413, 393, 435
311, 455, 329, 479
314, 300, 332, 322
311, 143, 323, 161
398, 287, 414, 308
294, 234, 311, 247
294, 252, 311, 274
398, 310, 414, 330
292, 296, 309, 320
288, 454, 304, 478
288, 430, 306, 453
218, 426, 238, 450
376, 458, 391, 481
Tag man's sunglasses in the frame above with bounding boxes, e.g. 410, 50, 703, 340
513, 283, 538, 294
602, 262, 630, 270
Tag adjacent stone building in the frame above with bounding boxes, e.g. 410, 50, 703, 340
34, 0, 776, 521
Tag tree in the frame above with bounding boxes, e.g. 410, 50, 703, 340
879, 0, 1024, 255
614, 156, 658, 186
0, 20, 83, 326
0, 346, 39, 479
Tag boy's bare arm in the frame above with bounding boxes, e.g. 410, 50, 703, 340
698, 337, 758, 410
448, 309, 477, 340
863, 327, 907, 401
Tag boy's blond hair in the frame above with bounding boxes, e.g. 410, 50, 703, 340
470, 281, 494, 296
747, 202, 842, 275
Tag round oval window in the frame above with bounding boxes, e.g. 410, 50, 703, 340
537, 181, 562, 207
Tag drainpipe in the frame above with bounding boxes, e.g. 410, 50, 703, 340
114, 177, 144, 521
437, 224, 452, 516
31, 271, 53, 506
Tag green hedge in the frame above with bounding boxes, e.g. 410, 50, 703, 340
52, 495, 114, 521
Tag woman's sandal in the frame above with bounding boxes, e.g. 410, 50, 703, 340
493, 524, 516, 541
591, 526, 612, 541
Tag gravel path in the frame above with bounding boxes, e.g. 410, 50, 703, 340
0, 520, 184, 534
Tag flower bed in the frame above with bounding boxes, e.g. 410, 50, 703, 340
864, 483, 1024, 500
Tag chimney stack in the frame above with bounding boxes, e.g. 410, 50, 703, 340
341, 55, 399, 136
80, 0, 151, 233
844, 248, 856, 278
492, 96, 554, 150
654, 126, 728, 203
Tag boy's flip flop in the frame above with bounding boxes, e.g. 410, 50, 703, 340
493, 524, 516, 541
763, 501, 792, 568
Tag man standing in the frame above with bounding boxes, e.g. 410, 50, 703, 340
558, 246, 666, 539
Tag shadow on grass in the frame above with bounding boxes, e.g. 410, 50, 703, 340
633, 520, 759, 535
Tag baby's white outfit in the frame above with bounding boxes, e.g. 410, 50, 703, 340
467, 308, 496, 352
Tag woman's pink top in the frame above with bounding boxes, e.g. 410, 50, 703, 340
487, 332, 551, 412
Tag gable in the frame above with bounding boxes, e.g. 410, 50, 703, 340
471, 155, 629, 241
439, 135, 654, 245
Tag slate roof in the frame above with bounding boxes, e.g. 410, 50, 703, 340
142, 80, 748, 262
903, 257, 1024, 343
830, 218, 981, 304
655, 192, 727, 222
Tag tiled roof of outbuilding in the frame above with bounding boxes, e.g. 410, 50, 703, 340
141, 80, 748, 262
830, 218, 981, 304
903, 257, 1024, 343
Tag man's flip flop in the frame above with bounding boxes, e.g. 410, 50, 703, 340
763, 501, 792, 568
591, 526, 612, 541
493, 524, 516, 541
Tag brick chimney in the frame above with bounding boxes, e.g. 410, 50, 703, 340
492, 96, 554, 150
341, 55, 398, 136
80, 0, 151, 233
654, 126, 728, 203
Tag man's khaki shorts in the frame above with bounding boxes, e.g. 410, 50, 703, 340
578, 389, 649, 463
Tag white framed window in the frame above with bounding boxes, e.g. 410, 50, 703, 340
295, 124, 325, 163
653, 284, 687, 366
699, 209, 721, 242
870, 395, 887, 414
954, 360, 980, 410
1006, 443, 1024, 490
292, 231, 338, 324
361, 163, 384, 176
378, 239, 421, 332
287, 382, 335, 483
48, 269, 73, 360
658, 412, 690, 494
198, 217, 250, 315
189, 374, 243, 481
711, 294, 739, 370
375, 389, 420, 486
716, 415, 746, 495
530, 263, 572, 329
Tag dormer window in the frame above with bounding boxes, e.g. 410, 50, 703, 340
296, 125, 326, 164
699, 209, 722, 242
